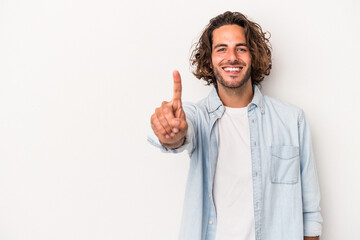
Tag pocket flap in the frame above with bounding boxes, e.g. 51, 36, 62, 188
271, 145, 299, 160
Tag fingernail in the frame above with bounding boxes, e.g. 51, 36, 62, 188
170, 132, 175, 137
165, 134, 170, 139
172, 128, 179, 133
173, 120, 180, 127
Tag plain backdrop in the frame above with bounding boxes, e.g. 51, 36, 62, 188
0, 0, 359, 239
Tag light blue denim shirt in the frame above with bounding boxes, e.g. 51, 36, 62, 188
148, 85, 322, 240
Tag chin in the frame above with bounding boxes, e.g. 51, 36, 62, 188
219, 77, 250, 89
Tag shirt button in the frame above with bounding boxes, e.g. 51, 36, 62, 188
256, 202, 259, 208
256, 171, 258, 177
211, 114, 215, 118
254, 141, 257, 147
219, 106, 223, 110
252, 119, 254, 123
209, 220, 213, 225
208, 194, 211, 198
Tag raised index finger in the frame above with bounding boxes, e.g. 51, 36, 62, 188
172, 70, 182, 100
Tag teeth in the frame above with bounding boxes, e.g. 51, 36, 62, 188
224, 67, 241, 72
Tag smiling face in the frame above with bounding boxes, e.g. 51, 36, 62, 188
211, 24, 252, 89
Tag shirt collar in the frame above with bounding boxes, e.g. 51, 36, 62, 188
206, 87, 223, 113
250, 85, 265, 114
206, 84, 265, 114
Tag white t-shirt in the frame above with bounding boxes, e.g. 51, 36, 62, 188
213, 106, 255, 240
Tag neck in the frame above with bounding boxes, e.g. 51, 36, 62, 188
217, 80, 254, 108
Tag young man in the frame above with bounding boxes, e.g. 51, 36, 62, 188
148, 11, 322, 240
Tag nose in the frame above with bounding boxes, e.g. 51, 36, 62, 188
226, 48, 238, 62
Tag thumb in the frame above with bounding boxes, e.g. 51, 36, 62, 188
172, 114, 187, 131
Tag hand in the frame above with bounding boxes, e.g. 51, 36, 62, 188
150, 70, 188, 149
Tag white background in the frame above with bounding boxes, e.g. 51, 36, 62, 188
0, 0, 359, 239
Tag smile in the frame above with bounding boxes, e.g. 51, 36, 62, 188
222, 66, 243, 74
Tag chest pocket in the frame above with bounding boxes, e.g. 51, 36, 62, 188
271, 145, 300, 184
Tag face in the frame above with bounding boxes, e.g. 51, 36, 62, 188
211, 24, 252, 89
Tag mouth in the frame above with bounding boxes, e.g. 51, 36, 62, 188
222, 66, 243, 75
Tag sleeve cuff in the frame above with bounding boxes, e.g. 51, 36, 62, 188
304, 221, 322, 237
147, 122, 194, 154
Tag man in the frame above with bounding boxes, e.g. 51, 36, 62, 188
148, 11, 322, 240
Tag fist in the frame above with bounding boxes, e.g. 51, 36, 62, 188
150, 70, 188, 149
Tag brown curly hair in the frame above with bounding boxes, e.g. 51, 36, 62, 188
190, 11, 272, 86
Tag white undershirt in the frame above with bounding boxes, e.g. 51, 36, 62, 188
213, 106, 255, 240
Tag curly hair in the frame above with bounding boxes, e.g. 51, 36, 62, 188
190, 11, 272, 86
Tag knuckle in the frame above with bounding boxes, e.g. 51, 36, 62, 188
153, 117, 159, 125
152, 127, 159, 135
155, 107, 161, 115
163, 107, 169, 114
156, 110, 164, 119
158, 114, 165, 121
150, 113, 156, 121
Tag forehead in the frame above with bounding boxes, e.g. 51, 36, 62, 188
212, 24, 246, 46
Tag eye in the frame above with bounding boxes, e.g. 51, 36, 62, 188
237, 48, 247, 52
217, 48, 226, 52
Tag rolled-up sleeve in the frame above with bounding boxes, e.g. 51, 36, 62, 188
298, 110, 323, 237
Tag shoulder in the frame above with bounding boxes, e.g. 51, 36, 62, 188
182, 89, 215, 114
263, 94, 305, 122
182, 97, 208, 117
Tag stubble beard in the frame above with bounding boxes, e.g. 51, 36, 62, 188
213, 64, 251, 90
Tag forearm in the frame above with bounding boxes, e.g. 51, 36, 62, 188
304, 237, 319, 240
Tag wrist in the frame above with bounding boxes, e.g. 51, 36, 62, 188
304, 236, 319, 240
160, 137, 185, 149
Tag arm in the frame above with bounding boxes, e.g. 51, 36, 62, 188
299, 110, 323, 237
304, 237, 319, 240
150, 70, 188, 149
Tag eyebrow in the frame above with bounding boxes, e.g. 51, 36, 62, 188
213, 43, 248, 49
